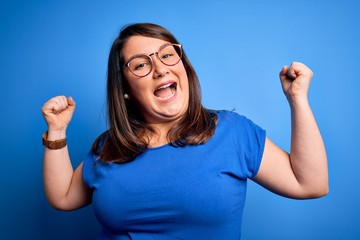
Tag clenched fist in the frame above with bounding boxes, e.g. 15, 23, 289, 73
41, 96, 76, 132
279, 62, 313, 103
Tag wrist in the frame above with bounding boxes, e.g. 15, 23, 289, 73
287, 95, 309, 107
46, 129, 67, 140
288, 98, 311, 112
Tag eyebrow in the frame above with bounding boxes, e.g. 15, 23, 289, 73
125, 43, 172, 63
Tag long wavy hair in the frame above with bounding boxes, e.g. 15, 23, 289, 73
92, 23, 217, 163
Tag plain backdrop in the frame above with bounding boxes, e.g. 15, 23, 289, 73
1, 0, 359, 239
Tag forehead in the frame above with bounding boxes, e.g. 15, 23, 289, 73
123, 36, 170, 59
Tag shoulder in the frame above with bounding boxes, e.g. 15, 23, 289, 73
216, 110, 255, 126
91, 131, 109, 155
216, 110, 265, 137
83, 132, 110, 187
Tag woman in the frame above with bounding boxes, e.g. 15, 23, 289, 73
41, 23, 328, 239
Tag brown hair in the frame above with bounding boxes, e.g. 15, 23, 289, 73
92, 23, 217, 163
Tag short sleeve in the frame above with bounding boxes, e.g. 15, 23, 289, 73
221, 111, 266, 179
82, 150, 98, 188
240, 115, 266, 178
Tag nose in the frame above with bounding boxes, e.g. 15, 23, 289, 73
151, 54, 169, 78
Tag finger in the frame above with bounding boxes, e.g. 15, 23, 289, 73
287, 63, 298, 80
279, 65, 289, 77
52, 96, 68, 113
42, 96, 68, 115
279, 66, 290, 83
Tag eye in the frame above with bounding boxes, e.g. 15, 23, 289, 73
160, 48, 177, 60
134, 62, 148, 70
162, 53, 174, 59
130, 56, 151, 71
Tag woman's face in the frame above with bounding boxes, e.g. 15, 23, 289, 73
122, 36, 189, 125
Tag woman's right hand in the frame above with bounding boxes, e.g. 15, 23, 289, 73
42, 96, 91, 211
41, 96, 76, 132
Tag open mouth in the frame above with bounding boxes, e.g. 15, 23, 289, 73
154, 83, 177, 101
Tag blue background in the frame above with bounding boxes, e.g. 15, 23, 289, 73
1, 0, 359, 239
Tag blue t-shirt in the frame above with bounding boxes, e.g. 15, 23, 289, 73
83, 111, 266, 240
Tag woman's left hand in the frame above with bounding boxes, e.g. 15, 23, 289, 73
253, 62, 328, 199
279, 62, 313, 103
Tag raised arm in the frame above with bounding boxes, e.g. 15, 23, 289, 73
253, 62, 329, 199
41, 96, 92, 210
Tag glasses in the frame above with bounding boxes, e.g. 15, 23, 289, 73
123, 43, 182, 77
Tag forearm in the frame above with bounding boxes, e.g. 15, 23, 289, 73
41, 96, 91, 210
43, 130, 75, 209
289, 99, 328, 196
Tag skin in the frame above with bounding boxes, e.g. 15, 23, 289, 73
253, 63, 328, 198
122, 36, 190, 146
41, 96, 91, 210
41, 36, 328, 210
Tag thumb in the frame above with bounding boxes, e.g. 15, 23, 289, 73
279, 65, 289, 81
286, 64, 298, 80
67, 96, 76, 107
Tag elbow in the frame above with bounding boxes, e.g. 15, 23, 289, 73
290, 178, 329, 199
46, 197, 76, 212
49, 202, 85, 212
313, 175, 330, 198
309, 187, 329, 199
300, 169, 329, 199
303, 183, 329, 199
45, 194, 90, 211
48, 200, 71, 212
319, 184, 330, 197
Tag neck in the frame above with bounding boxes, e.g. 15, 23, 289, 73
146, 122, 174, 148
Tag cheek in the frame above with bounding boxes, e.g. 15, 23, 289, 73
123, 73, 134, 93
127, 78, 152, 100
125, 74, 141, 93
176, 63, 188, 83
179, 70, 190, 92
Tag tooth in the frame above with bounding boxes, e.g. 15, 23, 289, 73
157, 83, 172, 90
